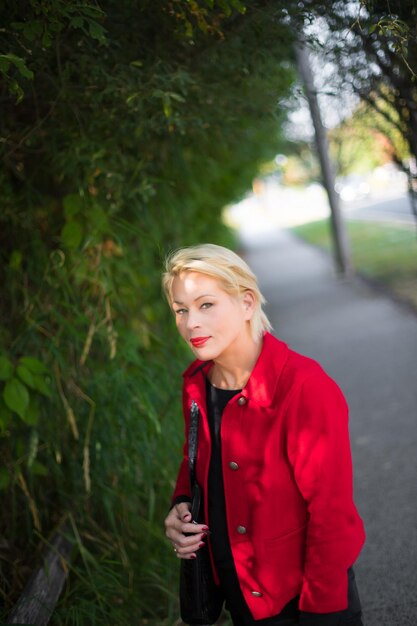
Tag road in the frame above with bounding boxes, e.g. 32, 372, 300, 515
342, 192, 415, 226
226, 182, 416, 232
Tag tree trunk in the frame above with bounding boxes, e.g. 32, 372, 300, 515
294, 41, 353, 276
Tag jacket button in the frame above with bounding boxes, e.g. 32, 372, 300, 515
237, 396, 247, 406
229, 461, 239, 471
236, 525, 247, 534
251, 591, 263, 597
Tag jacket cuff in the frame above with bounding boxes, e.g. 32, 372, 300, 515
299, 568, 348, 613
170, 494, 192, 510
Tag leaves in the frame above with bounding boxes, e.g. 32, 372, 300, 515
0, 2, 300, 621
63, 194, 84, 218
31, 375, 51, 398
16, 365, 35, 389
0, 54, 34, 80
0, 357, 13, 381
3, 378, 29, 420
19, 357, 48, 374
87, 19, 107, 42
61, 220, 84, 248
0, 357, 49, 423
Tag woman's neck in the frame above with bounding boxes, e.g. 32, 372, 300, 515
209, 334, 263, 390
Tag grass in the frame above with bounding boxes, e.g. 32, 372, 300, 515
292, 219, 417, 310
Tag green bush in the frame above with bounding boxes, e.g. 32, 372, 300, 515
0, 2, 295, 622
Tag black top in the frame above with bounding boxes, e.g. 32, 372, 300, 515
205, 377, 240, 567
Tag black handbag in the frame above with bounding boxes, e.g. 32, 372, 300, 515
179, 400, 224, 625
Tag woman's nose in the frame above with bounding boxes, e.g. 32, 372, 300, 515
186, 309, 200, 330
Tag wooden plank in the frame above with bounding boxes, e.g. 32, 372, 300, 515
7, 525, 72, 626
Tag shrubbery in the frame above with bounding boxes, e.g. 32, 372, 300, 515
0, 2, 296, 622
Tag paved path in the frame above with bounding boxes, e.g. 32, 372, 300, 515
242, 229, 417, 626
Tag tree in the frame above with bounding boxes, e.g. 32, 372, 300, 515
288, 0, 417, 217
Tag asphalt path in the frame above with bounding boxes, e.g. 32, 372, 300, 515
242, 228, 417, 626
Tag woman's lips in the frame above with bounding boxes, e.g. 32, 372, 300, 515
190, 336, 210, 347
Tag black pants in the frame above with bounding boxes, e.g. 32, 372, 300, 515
216, 564, 363, 626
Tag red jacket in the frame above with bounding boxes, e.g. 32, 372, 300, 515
173, 333, 365, 620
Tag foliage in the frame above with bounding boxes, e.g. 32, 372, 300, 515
290, 1, 417, 179
328, 96, 411, 177
0, 1, 296, 623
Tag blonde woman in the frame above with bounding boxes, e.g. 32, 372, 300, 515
164, 244, 365, 626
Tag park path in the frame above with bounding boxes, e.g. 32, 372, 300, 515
242, 228, 417, 626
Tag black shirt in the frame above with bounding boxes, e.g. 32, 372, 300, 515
205, 378, 240, 567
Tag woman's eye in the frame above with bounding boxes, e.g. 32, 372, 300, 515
174, 308, 187, 316
200, 302, 213, 310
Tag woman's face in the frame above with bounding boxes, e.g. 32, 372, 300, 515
171, 271, 254, 361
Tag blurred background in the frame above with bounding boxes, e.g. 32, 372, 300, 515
0, 2, 416, 625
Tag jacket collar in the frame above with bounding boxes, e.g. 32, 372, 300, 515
182, 332, 289, 408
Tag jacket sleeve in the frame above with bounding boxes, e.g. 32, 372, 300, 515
171, 386, 192, 505
286, 373, 365, 613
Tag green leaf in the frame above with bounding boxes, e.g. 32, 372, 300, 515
70, 16, 84, 28
0, 469, 10, 490
31, 461, 48, 476
9, 78, 24, 103
42, 30, 52, 47
126, 93, 139, 105
19, 357, 48, 374
4, 54, 34, 79
10, 22, 26, 31
63, 193, 83, 217
163, 98, 172, 118
25, 396, 40, 426
90, 205, 109, 234
61, 220, 83, 248
0, 356, 13, 381
17, 365, 34, 388
22, 20, 42, 41
230, 0, 246, 13
78, 6, 105, 19
169, 92, 186, 103
88, 19, 106, 42
32, 375, 51, 398
3, 378, 29, 420
0, 57, 11, 74
9, 250, 23, 270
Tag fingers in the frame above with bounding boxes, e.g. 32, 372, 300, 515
164, 502, 210, 559
177, 502, 192, 523
173, 531, 208, 559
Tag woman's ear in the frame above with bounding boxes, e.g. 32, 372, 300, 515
242, 290, 256, 320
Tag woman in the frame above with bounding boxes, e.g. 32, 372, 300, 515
163, 244, 365, 626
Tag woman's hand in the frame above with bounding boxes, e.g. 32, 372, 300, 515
164, 502, 209, 559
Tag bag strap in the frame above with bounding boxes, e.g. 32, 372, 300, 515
188, 400, 199, 487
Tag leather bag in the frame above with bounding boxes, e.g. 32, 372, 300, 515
179, 400, 224, 625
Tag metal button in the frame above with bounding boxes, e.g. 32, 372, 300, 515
237, 396, 247, 406
251, 591, 263, 597
229, 461, 239, 471
236, 525, 247, 534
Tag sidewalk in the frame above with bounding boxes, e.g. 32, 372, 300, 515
242, 229, 417, 626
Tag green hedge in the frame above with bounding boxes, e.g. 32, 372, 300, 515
0, 2, 295, 623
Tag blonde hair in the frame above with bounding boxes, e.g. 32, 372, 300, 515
162, 243, 272, 341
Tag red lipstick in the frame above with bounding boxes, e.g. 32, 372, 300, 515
190, 336, 210, 347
